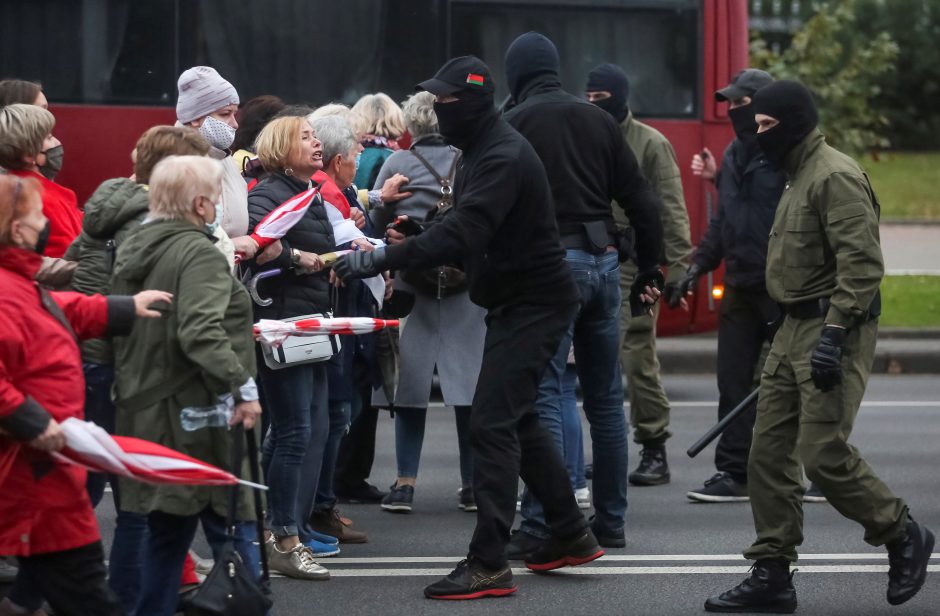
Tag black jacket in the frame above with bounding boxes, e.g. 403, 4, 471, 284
384, 113, 577, 310
693, 139, 787, 290
247, 171, 335, 318
503, 76, 663, 271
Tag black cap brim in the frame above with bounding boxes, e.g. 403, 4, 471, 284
715, 83, 749, 102
416, 78, 461, 96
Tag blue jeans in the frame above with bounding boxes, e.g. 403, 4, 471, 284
83, 363, 115, 506
521, 249, 626, 538
561, 364, 587, 490
315, 400, 351, 511
394, 406, 474, 484
260, 362, 329, 540
133, 508, 260, 616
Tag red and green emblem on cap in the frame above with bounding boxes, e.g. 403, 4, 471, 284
466, 73, 485, 86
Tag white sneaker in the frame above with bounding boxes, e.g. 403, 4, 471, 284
575, 487, 592, 509
267, 537, 330, 580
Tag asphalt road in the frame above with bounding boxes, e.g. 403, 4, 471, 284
89, 374, 938, 615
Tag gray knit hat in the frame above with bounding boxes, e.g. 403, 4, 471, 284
176, 66, 239, 124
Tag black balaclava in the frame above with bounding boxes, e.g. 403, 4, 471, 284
752, 80, 818, 167
728, 105, 759, 153
586, 63, 630, 123
434, 93, 496, 151
504, 32, 560, 101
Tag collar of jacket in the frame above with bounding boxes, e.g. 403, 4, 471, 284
782, 129, 825, 177
516, 74, 563, 104
0, 245, 43, 280
411, 133, 447, 148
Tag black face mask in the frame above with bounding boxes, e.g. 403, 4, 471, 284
434, 96, 495, 150
752, 80, 819, 168
728, 105, 758, 148
755, 127, 793, 167
24, 221, 52, 255
39, 145, 64, 181
591, 96, 628, 123
586, 63, 630, 123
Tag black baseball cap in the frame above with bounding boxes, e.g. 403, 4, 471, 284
417, 55, 495, 97
715, 68, 774, 102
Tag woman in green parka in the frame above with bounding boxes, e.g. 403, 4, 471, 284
110, 154, 262, 616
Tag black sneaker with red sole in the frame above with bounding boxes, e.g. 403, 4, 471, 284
524, 528, 605, 572
424, 558, 517, 600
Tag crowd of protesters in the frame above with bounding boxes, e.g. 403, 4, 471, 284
0, 27, 934, 615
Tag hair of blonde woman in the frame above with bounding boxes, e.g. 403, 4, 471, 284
310, 103, 368, 139
254, 115, 309, 172
402, 91, 439, 139
134, 126, 211, 185
351, 93, 406, 139
0, 103, 55, 171
0, 173, 41, 244
310, 115, 357, 169
148, 155, 222, 222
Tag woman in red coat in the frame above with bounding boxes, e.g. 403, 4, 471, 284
0, 103, 81, 258
0, 174, 171, 616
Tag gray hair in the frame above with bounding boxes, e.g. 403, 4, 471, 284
310, 115, 358, 168
0, 104, 55, 170
309, 103, 368, 138
402, 92, 439, 138
149, 155, 222, 222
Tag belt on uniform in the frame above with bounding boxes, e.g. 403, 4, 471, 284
560, 232, 616, 253
784, 298, 830, 319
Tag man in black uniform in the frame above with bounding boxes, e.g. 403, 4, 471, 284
335, 56, 634, 600
501, 31, 664, 555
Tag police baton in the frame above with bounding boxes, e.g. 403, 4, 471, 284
686, 387, 760, 458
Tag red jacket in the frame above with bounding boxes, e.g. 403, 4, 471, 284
9, 169, 83, 259
0, 247, 129, 555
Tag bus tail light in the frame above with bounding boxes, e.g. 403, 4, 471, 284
711, 285, 724, 300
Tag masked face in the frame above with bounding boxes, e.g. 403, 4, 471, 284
198, 115, 237, 150
11, 189, 51, 254
38, 144, 64, 181
198, 195, 223, 234
728, 104, 759, 150
433, 95, 495, 150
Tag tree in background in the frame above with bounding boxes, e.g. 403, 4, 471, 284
750, 0, 898, 156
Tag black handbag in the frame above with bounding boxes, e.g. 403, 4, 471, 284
185, 426, 273, 616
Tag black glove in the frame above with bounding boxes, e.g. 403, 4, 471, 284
333, 248, 388, 282
675, 263, 703, 300
810, 325, 845, 392
662, 282, 683, 308
629, 268, 665, 317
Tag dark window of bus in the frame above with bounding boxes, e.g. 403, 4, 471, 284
449, 1, 699, 118
0, 0, 178, 105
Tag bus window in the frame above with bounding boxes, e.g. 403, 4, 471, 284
449, 0, 699, 118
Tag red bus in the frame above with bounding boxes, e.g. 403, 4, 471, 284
2, 0, 747, 334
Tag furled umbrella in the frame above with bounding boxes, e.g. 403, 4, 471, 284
237, 186, 320, 262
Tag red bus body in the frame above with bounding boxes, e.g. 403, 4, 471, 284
42, 0, 747, 336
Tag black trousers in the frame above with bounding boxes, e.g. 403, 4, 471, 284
13, 541, 122, 616
714, 285, 779, 482
334, 384, 379, 490
469, 300, 587, 569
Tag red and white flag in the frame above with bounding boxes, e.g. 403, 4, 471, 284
53, 418, 265, 490
254, 317, 399, 346
244, 187, 320, 253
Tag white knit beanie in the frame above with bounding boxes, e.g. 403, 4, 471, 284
176, 66, 239, 124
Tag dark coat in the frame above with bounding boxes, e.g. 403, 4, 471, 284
247, 171, 336, 319
503, 76, 663, 271
692, 139, 786, 289
385, 113, 577, 310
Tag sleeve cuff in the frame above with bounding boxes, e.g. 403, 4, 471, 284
825, 306, 855, 329
107, 296, 137, 336
384, 243, 408, 270
0, 397, 52, 441
232, 377, 259, 404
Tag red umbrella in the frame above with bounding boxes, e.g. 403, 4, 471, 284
53, 418, 266, 490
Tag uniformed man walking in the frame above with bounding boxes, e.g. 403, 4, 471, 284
585, 62, 692, 486
705, 80, 934, 613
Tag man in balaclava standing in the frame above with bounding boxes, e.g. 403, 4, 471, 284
586, 62, 692, 488
502, 31, 664, 559
704, 80, 934, 613
680, 69, 788, 503
335, 56, 630, 600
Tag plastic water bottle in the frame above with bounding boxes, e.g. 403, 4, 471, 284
180, 394, 233, 431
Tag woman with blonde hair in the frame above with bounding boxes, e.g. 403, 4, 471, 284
351, 92, 406, 189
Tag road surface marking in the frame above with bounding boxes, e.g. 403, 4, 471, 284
321, 553, 939, 565
320, 565, 940, 577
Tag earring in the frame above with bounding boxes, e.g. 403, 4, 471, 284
284, 167, 294, 176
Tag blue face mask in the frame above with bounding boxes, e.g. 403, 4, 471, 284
205, 201, 223, 234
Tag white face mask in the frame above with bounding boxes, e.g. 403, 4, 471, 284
198, 115, 236, 150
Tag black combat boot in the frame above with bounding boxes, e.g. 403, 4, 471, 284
704, 558, 796, 613
628, 445, 670, 486
886, 516, 935, 605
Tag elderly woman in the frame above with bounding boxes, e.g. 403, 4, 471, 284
351, 92, 406, 190
247, 116, 338, 579
370, 91, 486, 513
0, 173, 168, 616
110, 155, 262, 616
0, 104, 79, 257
